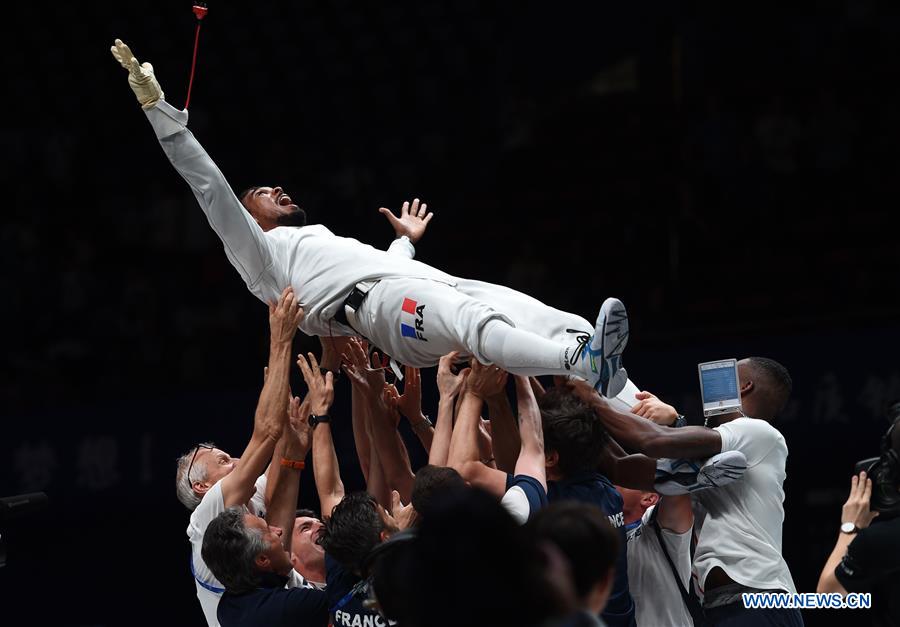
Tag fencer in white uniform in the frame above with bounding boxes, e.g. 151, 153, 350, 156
111, 39, 630, 396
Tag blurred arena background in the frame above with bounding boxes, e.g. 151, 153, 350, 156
1, 1, 898, 624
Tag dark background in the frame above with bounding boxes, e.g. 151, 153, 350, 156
1, 1, 898, 625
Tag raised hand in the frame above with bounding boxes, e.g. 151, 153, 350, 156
341, 338, 386, 397
437, 352, 471, 400
465, 360, 508, 400
378, 198, 434, 244
269, 286, 304, 346
110, 38, 165, 109
296, 352, 335, 416
397, 366, 425, 421
319, 335, 355, 373
841, 471, 879, 530
284, 395, 313, 459
388, 489, 418, 531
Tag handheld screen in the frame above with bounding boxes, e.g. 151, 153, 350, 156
698, 359, 742, 417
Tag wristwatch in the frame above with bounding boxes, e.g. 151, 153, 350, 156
410, 415, 433, 432
308, 414, 331, 429
840, 521, 858, 535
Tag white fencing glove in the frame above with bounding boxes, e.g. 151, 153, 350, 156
110, 38, 164, 109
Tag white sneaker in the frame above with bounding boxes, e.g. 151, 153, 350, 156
654, 450, 748, 496
574, 297, 629, 397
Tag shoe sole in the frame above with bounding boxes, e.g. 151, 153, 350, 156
596, 298, 629, 397
695, 450, 748, 490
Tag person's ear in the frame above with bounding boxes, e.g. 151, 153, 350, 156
255, 553, 271, 570
643, 492, 659, 508
740, 380, 754, 397
545, 450, 559, 468
193, 481, 210, 497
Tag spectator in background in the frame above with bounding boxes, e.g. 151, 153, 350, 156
529, 502, 622, 627
375, 488, 575, 627
817, 410, 900, 627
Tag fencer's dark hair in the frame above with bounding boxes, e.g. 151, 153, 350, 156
539, 387, 609, 477
201, 507, 267, 594
411, 465, 466, 519
745, 357, 792, 420
239, 186, 260, 205
527, 501, 620, 600
317, 492, 384, 575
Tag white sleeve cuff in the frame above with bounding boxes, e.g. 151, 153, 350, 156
144, 100, 189, 140
387, 235, 416, 259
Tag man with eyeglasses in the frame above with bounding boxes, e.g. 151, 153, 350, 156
175, 287, 311, 626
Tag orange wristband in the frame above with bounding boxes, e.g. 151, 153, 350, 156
281, 458, 305, 470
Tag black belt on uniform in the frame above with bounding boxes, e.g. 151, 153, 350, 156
333, 283, 373, 330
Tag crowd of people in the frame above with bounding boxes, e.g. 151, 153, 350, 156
98, 31, 900, 626
171, 286, 900, 626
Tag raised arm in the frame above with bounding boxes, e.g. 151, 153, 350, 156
511, 375, 547, 492
342, 341, 415, 501
296, 353, 341, 518
448, 362, 508, 498
429, 353, 470, 466
218, 287, 304, 508
393, 366, 434, 453
112, 39, 279, 298
266, 396, 314, 552
817, 472, 880, 595
482, 373, 520, 474
566, 380, 722, 459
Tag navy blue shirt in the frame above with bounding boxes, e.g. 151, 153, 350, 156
548, 471, 636, 627
217, 572, 328, 627
326, 552, 395, 627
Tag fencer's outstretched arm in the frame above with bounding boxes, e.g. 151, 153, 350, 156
111, 39, 279, 299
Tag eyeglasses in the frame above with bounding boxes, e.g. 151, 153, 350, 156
185, 444, 215, 492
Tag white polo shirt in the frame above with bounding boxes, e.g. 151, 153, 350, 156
693, 417, 797, 595
626, 504, 694, 627
187, 474, 269, 627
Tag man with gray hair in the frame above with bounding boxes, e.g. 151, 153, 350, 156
202, 508, 328, 627
176, 287, 307, 625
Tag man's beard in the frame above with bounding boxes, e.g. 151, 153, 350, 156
276, 208, 307, 227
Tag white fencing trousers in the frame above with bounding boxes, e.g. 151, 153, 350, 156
351, 276, 595, 374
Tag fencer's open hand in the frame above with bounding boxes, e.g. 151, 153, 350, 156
379, 198, 434, 244
110, 38, 165, 109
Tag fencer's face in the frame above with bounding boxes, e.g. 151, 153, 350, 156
241, 186, 306, 229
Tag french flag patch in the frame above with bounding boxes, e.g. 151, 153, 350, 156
400, 297, 427, 341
